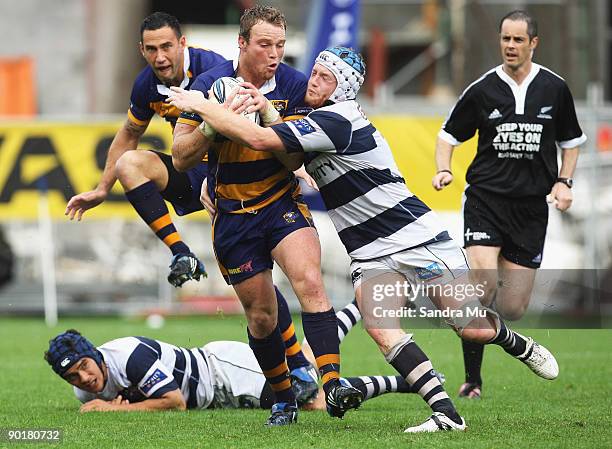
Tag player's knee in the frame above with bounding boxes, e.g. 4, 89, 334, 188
292, 271, 326, 303
297, 269, 322, 289
244, 306, 277, 335
115, 151, 145, 181
496, 300, 528, 321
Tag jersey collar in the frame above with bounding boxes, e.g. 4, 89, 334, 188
156, 47, 191, 96
232, 59, 277, 95
495, 63, 541, 115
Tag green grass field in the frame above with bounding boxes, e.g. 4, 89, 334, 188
0, 315, 610, 449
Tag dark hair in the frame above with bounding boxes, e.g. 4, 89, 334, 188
499, 10, 538, 40
140, 12, 182, 40
239, 5, 286, 42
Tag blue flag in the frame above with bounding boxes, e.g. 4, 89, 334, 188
299, 0, 361, 75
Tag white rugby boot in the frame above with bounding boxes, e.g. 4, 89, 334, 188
404, 412, 467, 433
516, 337, 559, 380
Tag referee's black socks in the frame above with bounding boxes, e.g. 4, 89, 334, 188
462, 340, 484, 385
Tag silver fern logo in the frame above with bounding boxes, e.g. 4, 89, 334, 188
537, 106, 553, 119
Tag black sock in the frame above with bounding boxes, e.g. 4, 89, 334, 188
488, 320, 528, 357
247, 327, 295, 404
462, 339, 484, 385
301, 299, 361, 351
125, 181, 190, 255
274, 287, 309, 371
302, 308, 340, 395
389, 341, 461, 424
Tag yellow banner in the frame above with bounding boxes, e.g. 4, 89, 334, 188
0, 119, 175, 219
371, 115, 477, 210
0, 116, 476, 220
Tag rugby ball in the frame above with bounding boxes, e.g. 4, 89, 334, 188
210, 76, 261, 125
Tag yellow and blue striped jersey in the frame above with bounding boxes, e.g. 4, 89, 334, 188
128, 46, 226, 128
178, 60, 308, 214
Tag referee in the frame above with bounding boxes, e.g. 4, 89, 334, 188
432, 10, 586, 399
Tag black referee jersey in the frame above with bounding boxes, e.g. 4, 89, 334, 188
439, 64, 586, 198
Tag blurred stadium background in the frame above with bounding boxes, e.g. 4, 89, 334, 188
0, 0, 610, 325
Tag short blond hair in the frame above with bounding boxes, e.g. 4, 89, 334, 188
239, 5, 286, 42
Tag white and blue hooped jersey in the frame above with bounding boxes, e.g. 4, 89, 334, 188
74, 337, 215, 409
271, 100, 450, 261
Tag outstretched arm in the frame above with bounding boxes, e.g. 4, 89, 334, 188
65, 119, 147, 220
79, 389, 186, 412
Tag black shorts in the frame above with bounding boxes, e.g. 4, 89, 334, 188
154, 151, 206, 216
463, 186, 548, 268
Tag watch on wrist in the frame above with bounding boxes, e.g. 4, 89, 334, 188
556, 177, 573, 188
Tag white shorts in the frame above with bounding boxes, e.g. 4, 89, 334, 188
202, 341, 266, 409
350, 238, 469, 288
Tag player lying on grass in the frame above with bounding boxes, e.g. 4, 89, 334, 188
167, 46, 559, 433
45, 329, 440, 413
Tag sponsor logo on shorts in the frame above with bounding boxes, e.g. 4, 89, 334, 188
140, 368, 167, 394
537, 106, 553, 119
464, 228, 491, 241
531, 253, 542, 264
415, 262, 444, 281
283, 211, 298, 223
293, 119, 316, 136
350, 268, 362, 285
228, 260, 254, 275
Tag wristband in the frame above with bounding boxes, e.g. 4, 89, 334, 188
437, 169, 453, 175
197, 121, 216, 140
260, 99, 281, 125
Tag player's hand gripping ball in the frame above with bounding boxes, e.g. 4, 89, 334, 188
210, 76, 261, 125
